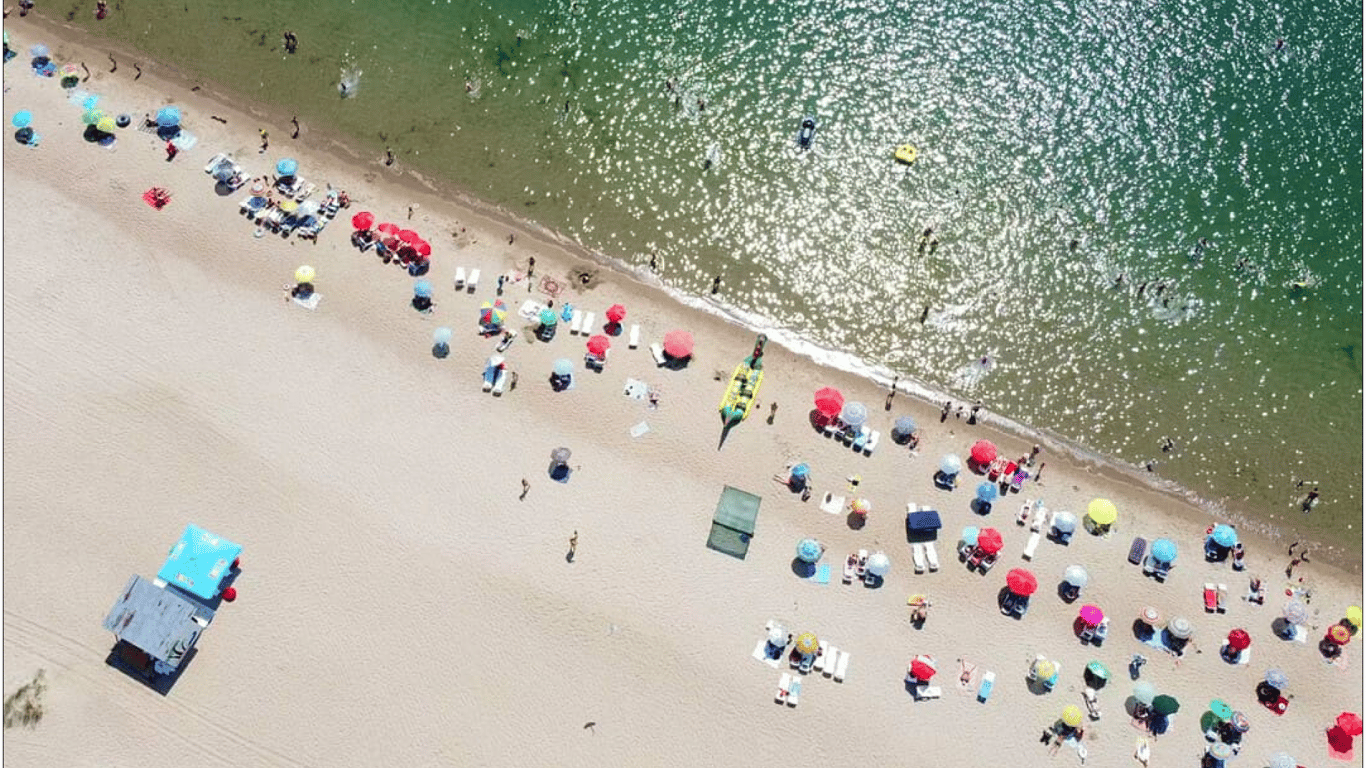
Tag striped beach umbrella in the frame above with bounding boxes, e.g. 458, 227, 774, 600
1264, 669, 1288, 689
1327, 624, 1352, 645
1167, 616, 1193, 639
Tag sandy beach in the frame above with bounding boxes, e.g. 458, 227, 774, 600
3, 19, 1362, 768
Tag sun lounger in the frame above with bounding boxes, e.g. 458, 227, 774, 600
1010, 470, 1028, 492
1142, 554, 1157, 576
466, 269, 480, 293
814, 641, 829, 672
786, 676, 801, 707
1022, 531, 1040, 560
863, 430, 879, 456
925, 541, 939, 571
203, 152, 227, 173
775, 672, 791, 703
823, 418, 841, 438
833, 650, 849, 682
581, 312, 595, 334
650, 342, 667, 366
1216, 584, 1228, 613
454, 267, 467, 291
1094, 618, 1109, 644
1129, 537, 1147, 565
966, 546, 986, 570
915, 685, 943, 700
628, 324, 640, 349
565, 310, 581, 334
912, 543, 927, 574
1084, 687, 1102, 720
1204, 583, 1218, 613
823, 646, 838, 677
491, 368, 508, 396
851, 427, 869, 452
797, 653, 815, 674
977, 670, 995, 702
842, 555, 856, 583
856, 550, 869, 577
979, 551, 998, 573
1030, 505, 1048, 532
1153, 561, 1171, 582
1079, 623, 1097, 643
819, 492, 845, 515
1017, 501, 1033, 525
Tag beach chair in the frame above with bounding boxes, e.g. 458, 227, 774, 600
1142, 554, 1157, 576
1216, 584, 1228, 613
628, 324, 640, 349
851, 427, 869, 452
823, 417, 842, 438
650, 342, 667, 367
454, 267, 467, 291
842, 555, 856, 584
1129, 537, 1147, 565
856, 549, 869, 577
1084, 687, 1102, 720
202, 152, 227, 174
823, 646, 838, 677
912, 543, 927, 574
1030, 505, 1048, 532
581, 312, 595, 335
1153, 560, 1171, 582
988, 457, 1008, 481
815, 641, 829, 672
786, 677, 801, 707
775, 672, 792, 703
466, 269, 480, 293
1094, 618, 1109, 644
1079, 623, 1097, 643
925, 541, 940, 571
977, 670, 995, 703
966, 546, 986, 570
915, 685, 943, 700
567, 310, 583, 334
1022, 531, 1041, 560
1010, 469, 1029, 492
834, 650, 849, 682
979, 551, 998, 574
863, 430, 879, 456
491, 369, 508, 396
797, 653, 815, 674
1203, 583, 1218, 613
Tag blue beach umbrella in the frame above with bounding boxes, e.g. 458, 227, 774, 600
11, 110, 32, 129
155, 106, 181, 127
892, 415, 917, 439
1209, 525, 1237, 548
939, 454, 962, 475
796, 538, 823, 564
790, 463, 810, 479
840, 401, 868, 428
1264, 668, 1289, 689
29, 44, 49, 59
1151, 538, 1178, 564
1052, 511, 1079, 533
552, 358, 574, 377
276, 158, 299, 176
413, 279, 433, 298
560, 302, 574, 322
432, 327, 453, 346
976, 482, 999, 503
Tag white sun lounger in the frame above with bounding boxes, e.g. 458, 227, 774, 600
569, 310, 584, 334
775, 672, 791, 703
912, 543, 927, 574
823, 645, 838, 677
916, 685, 943, 700
814, 641, 829, 672
834, 650, 850, 682
581, 312, 595, 334
454, 267, 467, 291
819, 492, 845, 515
1022, 531, 1041, 560
925, 541, 940, 571
650, 342, 667, 367
863, 430, 879, 455
491, 369, 508, 396
786, 676, 801, 707
202, 152, 227, 173
629, 324, 641, 349
1030, 505, 1049, 532
466, 269, 480, 293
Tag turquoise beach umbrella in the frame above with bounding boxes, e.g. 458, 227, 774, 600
539, 308, 558, 326
961, 526, 979, 547
413, 279, 432, 298
552, 358, 573, 377
155, 105, 181, 127
790, 463, 810, 479
276, 158, 298, 176
11, 111, 31, 129
976, 482, 999, 502
432, 327, 452, 346
796, 538, 823, 563
1210, 525, 1237, 548
1151, 538, 1177, 563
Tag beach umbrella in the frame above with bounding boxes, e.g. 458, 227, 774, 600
414, 241, 432, 258
1032, 658, 1056, 680
767, 625, 786, 646
1337, 712, 1363, 736
1267, 753, 1295, 768
93, 116, 116, 133
586, 335, 611, 356
550, 446, 571, 464
1283, 600, 1308, 626
351, 211, 375, 230
840, 401, 868, 428
1230, 711, 1250, 733
1079, 605, 1104, 626
1132, 681, 1157, 706
939, 454, 962, 475
279, 199, 299, 213
82, 107, 105, 126
29, 44, 49, 58
377, 222, 400, 236
1139, 605, 1161, 625
1151, 695, 1180, 716
850, 498, 871, 517
976, 528, 1004, 555
794, 632, 819, 655
552, 358, 573, 377
1006, 568, 1037, 596
59, 63, 80, 78
294, 265, 316, 284
276, 158, 298, 176
397, 229, 421, 244
1346, 606, 1362, 628
866, 552, 890, 577
892, 416, 917, 439
155, 106, 181, 127
790, 463, 810, 479
605, 304, 626, 323
1227, 628, 1252, 651
1063, 565, 1089, 588
1264, 669, 1288, 689
1085, 660, 1110, 682
1167, 616, 1193, 639
961, 526, 979, 547
909, 655, 937, 681
1150, 538, 1177, 563
1060, 705, 1084, 728
1327, 624, 1352, 645
813, 387, 844, 418
11, 110, 31, 129
1086, 498, 1117, 526
432, 327, 452, 346
1209, 699, 1234, 721
413, 279, 433, 298
1207, 743, 1233, 760
795, 538, 823, 564
537, 308, 557, 326
477, 301, 506, 326
970, 440, 997, 465
976, 482, 999, 503
662, 329, 694, 358
1210, 524, 1237, 547
1050, 512, 1078, 534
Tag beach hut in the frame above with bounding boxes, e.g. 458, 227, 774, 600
157, 524, 242, 601
103, 574, 215, 680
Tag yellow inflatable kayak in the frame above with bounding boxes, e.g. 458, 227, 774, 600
719, 363, 764, 423
895, 144, 918, 164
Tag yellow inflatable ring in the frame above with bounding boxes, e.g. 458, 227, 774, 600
895, 144, 918, 164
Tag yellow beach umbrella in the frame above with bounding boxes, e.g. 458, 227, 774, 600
907, 594, 928, 606
96, 116, 117, 133
294, 265, 316, 284
1061, 705, 1084, 728
1346, 606, 1362, 629
1086, 498, 1117, 526
794, 632, 819, 655
1033, 658, 1056, 680
279, 199, 299, 213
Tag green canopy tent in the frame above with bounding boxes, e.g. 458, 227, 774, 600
706, 485, 761, 559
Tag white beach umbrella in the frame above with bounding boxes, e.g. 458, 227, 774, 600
1167, 616, 1193, 640
866, 552, 891, 577
1063, 565, 1089, 588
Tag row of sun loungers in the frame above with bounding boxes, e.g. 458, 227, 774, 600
821, 418, 879, 456
1203, 583, 1229, 613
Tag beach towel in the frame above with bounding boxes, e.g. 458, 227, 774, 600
629, 421, 649, 438
623, 378, 648, 400
292, 292, 322, 310
808, 564, 830, 585
142, 187, 171, 210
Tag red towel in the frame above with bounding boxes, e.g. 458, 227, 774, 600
142, 188, 170, 210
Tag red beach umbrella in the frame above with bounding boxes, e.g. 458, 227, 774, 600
398, 229, 422, 244
813, 387, 844, 419
1329, 725, 1356, 753
1337, 712, 1364, 736
605, 304, 627, 324
586, 335, 611, 356
377, 222, 400, 236
1006, 568, 1038, 596
970, 440, 997, 465
976, 528, 1004, 555
1227, 628, 1252, 651
351, 211, 375, 230
413, 241, 432, 258
663, 329, 694, 358
909, 655, 937, 681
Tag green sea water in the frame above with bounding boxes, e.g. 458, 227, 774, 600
37, 0, 1363, 551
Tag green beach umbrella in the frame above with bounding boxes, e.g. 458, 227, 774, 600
82, 108, 105, 126
1086, 660, 1110, 682
1151, 695, 1180, 716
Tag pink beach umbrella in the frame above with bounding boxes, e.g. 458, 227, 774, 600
605, 304, 626, 324
1337, 712, 1364, 736
586, 335, 611, 356
351, 211, 375, 230
397, 229, 422, 244
663, 329, 694, 358
1079, 605, 1105, 626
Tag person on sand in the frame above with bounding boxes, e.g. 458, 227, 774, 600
568, 531, 577, 559
291, 116, 300, 139
95, 0, 107, 19
165, 141, 178, 161
520, 478, 530, 501
259, 128, 269, 153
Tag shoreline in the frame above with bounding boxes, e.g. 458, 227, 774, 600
7, 12, 1359, 575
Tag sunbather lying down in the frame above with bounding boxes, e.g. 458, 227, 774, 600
910, 600, 932, 623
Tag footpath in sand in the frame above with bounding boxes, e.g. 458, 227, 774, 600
2, 21, 1362, 768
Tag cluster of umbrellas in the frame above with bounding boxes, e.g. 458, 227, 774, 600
351, 214, 435, 263
1132, 681, 1181, 717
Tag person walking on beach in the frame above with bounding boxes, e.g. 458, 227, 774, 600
290, 116, 300, 139
258, 128, 269, 153
568, 531, 578, 561
520, 478, 530, 501
164, 141, 178, 162
941, 400, 951, 423
527, 256, 536, 279
767, 401, 778, 425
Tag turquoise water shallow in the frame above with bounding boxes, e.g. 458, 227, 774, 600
37, 0, 1363, 546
